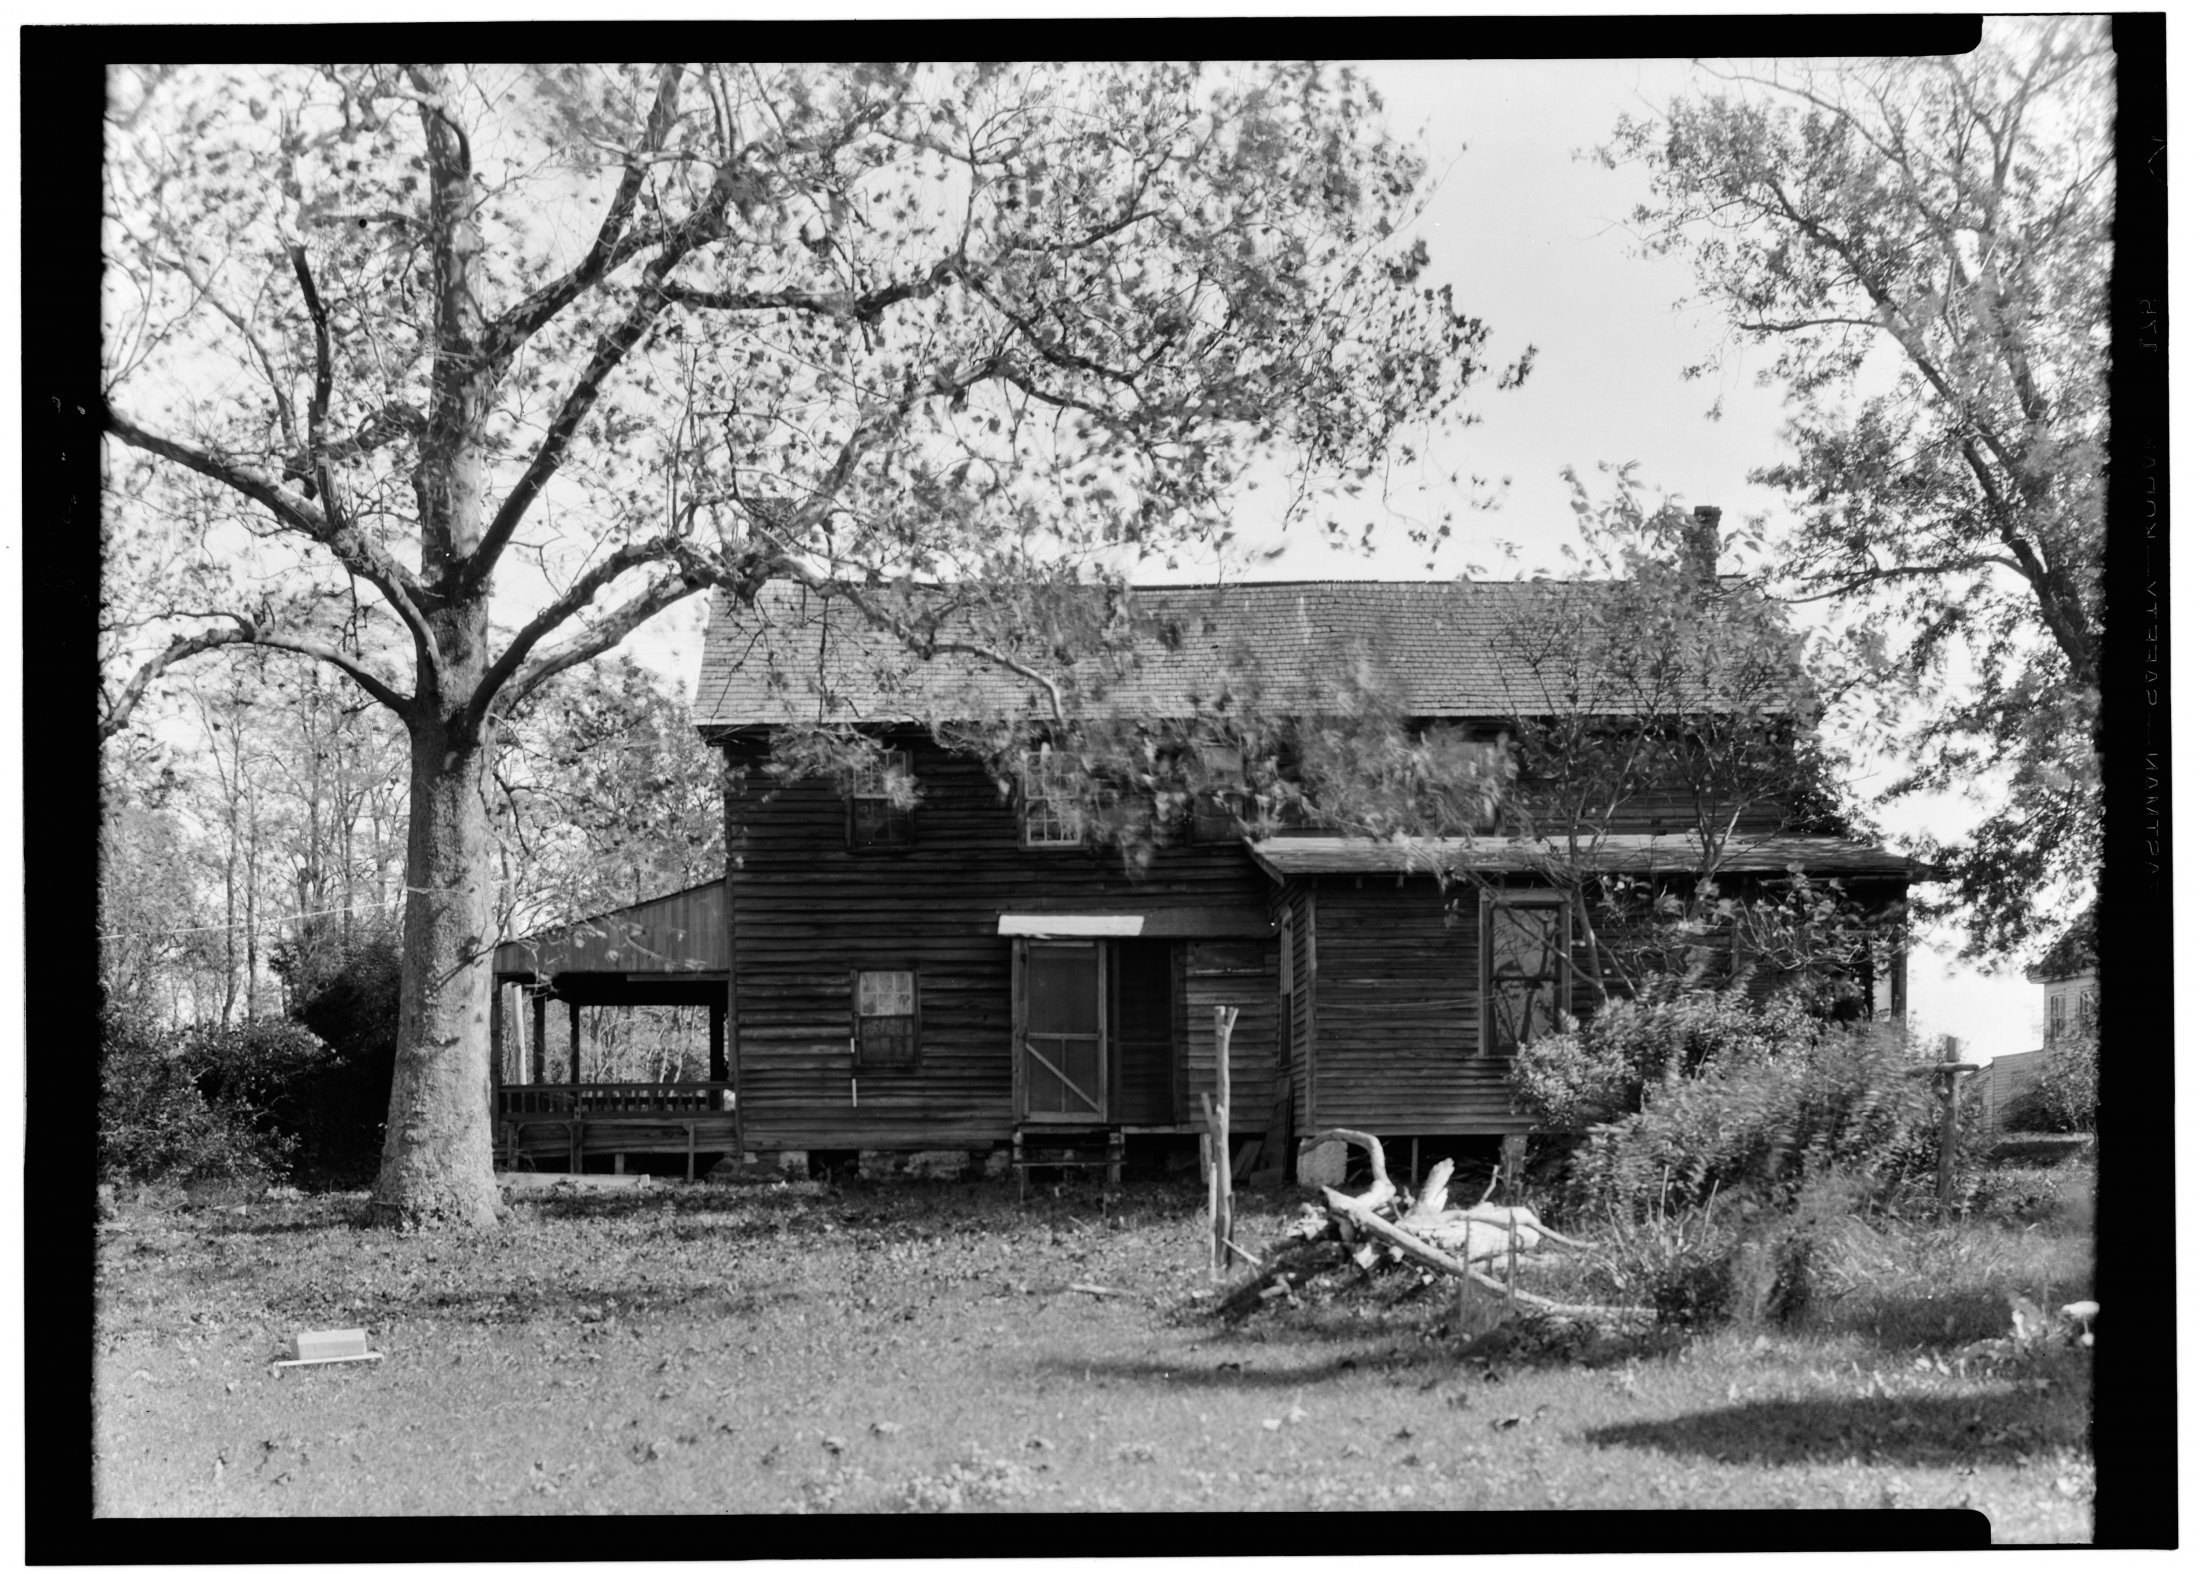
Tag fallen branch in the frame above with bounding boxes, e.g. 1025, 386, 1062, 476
1299, 1128, 1396, 1212
1214, 1239, 1345, 1319
1067, 1281, 1131, 1299
1321, 1187, 1650, 1322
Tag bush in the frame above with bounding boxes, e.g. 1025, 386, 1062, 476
273, 933, 403, 1181
1543, 998, 1959, 1222
1511, 983, 1828, 1132
98, 1008, 298, 1185
2026, 1030, 2098, 1134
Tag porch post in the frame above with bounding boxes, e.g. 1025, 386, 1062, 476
709, 1000, 727, 1102
530, 991, 546, 1085
490, 982, 504, 1119
568, 997, 582, 1085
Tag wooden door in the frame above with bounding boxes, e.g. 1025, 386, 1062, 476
1109, 941, 1177, 1126
1016, 941, 1108, 1123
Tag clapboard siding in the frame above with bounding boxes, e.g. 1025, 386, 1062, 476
720, 727, 1276, 1147
1305, 877, 1535, 1134
1282, 885, 1315, 1130
1183, 940, 1279, 1136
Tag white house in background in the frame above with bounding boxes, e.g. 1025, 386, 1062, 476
1978, 910, 2097, 1131
2026, 917, 2099, 1052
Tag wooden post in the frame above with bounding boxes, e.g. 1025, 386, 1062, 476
530, 991, 547, 1086
568, 998, 582, 1086
1936, 1041, 1971, 1217
489, 983, 504, 1147
1207, 1005, 1240, 1283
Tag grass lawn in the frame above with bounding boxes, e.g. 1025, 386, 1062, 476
92, 1154, 2093, 1536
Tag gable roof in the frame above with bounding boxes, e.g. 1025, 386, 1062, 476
692, 577, 1788, 729
2024, 905, 2098, 983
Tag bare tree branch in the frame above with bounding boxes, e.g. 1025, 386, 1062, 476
101, 616, 413, 742
470, 536, 701, 726
493, 571, 708, 718
483, 62, 688, 366
104, 406, 445, 677
457, 161, 741, 598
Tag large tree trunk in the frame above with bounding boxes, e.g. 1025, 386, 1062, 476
369, 706, 502, 1227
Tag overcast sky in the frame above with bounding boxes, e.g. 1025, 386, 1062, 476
622, 54, 2048, 1057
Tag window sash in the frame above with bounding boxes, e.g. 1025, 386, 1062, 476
848, 749, 915, 850
1022, 749, 1083, 847
1483, 894, 1567, 1057
852, 968, 919, 1068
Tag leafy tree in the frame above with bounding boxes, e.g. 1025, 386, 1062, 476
102, 62, 1524, 1225
491, 655, 724, 944
98, 796, 207, 1022
1597, 19, 2110, 955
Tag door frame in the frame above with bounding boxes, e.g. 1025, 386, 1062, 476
1012, 938, 1110, 1124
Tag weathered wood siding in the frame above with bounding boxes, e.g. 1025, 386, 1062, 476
1276, 885, 1316, 1132
719, 727, 1276, 1148
1181, 939, 1279, 1135
1304, 876, 1536, 1135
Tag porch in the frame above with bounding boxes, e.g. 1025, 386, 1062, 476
497, 1082, 738, 1180
491, 882, 738, 1177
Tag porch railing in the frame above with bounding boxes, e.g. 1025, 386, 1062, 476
499, 1081, 733, 1117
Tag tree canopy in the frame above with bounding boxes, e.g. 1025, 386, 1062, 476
101, 61, 1526, 1223
1598, 20, 2111, 956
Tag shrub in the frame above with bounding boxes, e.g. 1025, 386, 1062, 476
272, 934, 403, 1181
2028, 1030, 2098, 1134
1511, 983, 1827, 1131
1557, 1011, 1956, 1222
176, 1017, 329, 1129
98, 1008, 296, 1185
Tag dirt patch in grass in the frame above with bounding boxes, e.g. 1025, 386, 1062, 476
92, 1172, 2091, 1536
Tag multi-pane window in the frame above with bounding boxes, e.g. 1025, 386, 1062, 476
1483, 894, 1568, 1056
1021, 746, 1084, 848
2048, 992, 2067, 1043
853, 968, 918, 1069
848, 749, 916, 850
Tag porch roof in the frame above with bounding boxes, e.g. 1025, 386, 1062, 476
492, 881, 727, 980
1245, 832, 1933, 883
997, 906, 1275, 939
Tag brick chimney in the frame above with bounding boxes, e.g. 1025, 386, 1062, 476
1685, 504, 1723, 581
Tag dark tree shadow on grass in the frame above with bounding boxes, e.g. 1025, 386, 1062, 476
1584, 1380, 2090, 1469
1029, 1351, 1376, 1390
1841, 1275, 2096, 1355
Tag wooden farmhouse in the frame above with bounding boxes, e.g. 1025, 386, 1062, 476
491, 568, 1930, 1179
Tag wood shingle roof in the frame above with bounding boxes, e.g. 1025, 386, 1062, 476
691, 577, 1778, 729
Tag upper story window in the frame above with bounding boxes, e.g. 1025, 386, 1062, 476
848, 749, 915, 851
1021, 745, 1084, 848
1188, 738, 1248, 843
1483, 891, 1569, 1057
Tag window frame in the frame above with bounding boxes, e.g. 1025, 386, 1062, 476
850, 966, 921, 1071
846, 747, 917, 853
1480, 889, 1571, 1058
1019, 745, 1085, 849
